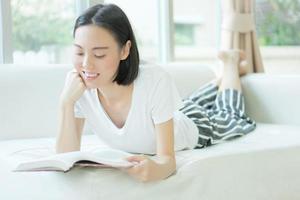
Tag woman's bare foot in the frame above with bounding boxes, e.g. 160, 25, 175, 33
217, 49, 243, 92
217, 49, 248, 77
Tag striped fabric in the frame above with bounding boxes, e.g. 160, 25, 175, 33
179, 82, 256, 149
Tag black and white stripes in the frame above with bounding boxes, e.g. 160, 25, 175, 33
179, 82, 256, 149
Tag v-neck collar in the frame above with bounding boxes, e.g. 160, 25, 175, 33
94, 83, 135, 132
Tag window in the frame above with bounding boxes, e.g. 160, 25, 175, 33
11, 0, 76, 64
3, 0, 298, 71
175, 24, 195, 46
173, 0, 220, 65
256, 0, 300, 73
256, 0, 300, 46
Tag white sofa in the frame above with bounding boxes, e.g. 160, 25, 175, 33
1, 63, 300, 200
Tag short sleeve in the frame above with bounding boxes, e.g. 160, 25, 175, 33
150, 71, 183, 124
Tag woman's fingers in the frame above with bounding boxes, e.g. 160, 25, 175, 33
126, 155, 146, 162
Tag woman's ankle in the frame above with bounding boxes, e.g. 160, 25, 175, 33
218, 49, 249, 77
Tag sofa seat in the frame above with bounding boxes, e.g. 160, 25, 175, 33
1, 123, 300, 200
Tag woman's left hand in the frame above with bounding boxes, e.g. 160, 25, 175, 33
121, 154, 158, 182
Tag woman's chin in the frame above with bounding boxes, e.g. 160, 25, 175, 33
84, 82, 97, 89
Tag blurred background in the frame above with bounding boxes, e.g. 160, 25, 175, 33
1, 0, 299, 73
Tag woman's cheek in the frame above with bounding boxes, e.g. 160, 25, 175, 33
73, 59, 82, 72
105, 56, 121, 72
72, 54, 82, 67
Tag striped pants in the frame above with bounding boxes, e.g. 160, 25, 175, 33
179, 82, 256, 149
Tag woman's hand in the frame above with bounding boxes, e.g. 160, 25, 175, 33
121, 154, 177, 183
60, 69, 87, 105
121, 154, 161, 183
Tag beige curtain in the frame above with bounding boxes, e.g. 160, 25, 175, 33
220, 0, 264, 73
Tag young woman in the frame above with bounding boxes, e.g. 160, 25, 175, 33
56, 3, 256, 183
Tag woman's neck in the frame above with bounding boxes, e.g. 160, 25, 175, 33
97, 83, 133, 106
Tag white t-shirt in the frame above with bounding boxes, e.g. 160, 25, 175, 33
68, 64, 199, 154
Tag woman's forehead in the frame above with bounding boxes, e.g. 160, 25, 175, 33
74, 25, 116, 46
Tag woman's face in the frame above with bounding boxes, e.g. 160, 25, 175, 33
73, 24, 130, 89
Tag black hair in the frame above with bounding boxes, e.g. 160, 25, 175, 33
73, 3, 139, 85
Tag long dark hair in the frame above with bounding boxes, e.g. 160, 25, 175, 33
73, 4, 139, 85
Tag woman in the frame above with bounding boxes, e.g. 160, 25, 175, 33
56, 3, 256, 182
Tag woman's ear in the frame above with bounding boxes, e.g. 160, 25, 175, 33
120, 40, 131, 60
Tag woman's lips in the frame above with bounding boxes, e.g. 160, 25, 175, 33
83, 71, 100, 80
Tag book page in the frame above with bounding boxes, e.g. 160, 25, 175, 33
91, 148, 133, 159
46, 151, 87, 166
14, 151, 97, 172
82, 148, 135, 167
14, 148, 137, 172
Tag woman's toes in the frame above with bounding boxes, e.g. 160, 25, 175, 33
239, 60, 248, 76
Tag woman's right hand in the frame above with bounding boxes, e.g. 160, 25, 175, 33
60, 69, 87, 106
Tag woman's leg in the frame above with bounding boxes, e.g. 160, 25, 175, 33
186, 50, 248, 110
208, 50, 255, 144
214, 50, 248, 81
213, 50, 246, 114
192, 50, 256, 148
180, 79, 221, 148
217, 50, 243, 92
180, 49, 255, 149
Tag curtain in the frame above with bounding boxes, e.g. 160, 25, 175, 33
220, 0, 264, 73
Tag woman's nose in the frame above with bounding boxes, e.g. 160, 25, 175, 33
82, 55, 94, 70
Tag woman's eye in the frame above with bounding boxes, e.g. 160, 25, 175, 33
76, 53, 84, 56
95, 55, 106, 58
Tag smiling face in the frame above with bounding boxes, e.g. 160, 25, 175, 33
73, 24, 131, 89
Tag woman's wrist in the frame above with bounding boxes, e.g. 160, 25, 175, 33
151, 155, 177, 180
59, 98, 75, 109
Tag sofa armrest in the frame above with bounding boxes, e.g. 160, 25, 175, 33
0, 64, 93, 141
242, 74, 300, 126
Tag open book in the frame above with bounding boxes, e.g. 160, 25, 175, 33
13, 147, 136, 172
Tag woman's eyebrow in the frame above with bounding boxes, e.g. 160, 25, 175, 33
92, 46, 109, 50
73, 44, 109, 50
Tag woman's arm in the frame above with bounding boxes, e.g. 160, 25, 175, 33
123, 118, 176, 182
55, 102, 85, 153
152, 118, 176, 177
56, 70, 86, 154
